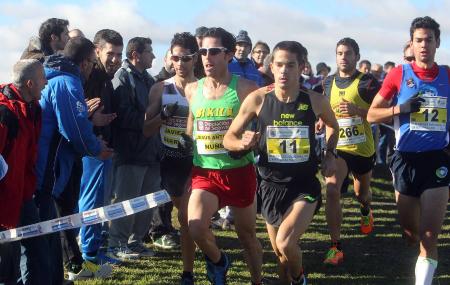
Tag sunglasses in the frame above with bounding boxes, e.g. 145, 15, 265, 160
198, 47, 228, 56
404, 56, 415, 62
170, 54, 196, 62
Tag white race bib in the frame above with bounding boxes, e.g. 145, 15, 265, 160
337, 116, 366, 146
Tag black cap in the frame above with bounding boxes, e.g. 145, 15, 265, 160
235, 30, 252, 46
316, 62, 331, 75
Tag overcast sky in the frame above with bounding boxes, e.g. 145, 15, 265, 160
1, 0, 449, 82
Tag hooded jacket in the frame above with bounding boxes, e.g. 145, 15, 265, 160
0, 84, 41, 229
36, 54, 101, 198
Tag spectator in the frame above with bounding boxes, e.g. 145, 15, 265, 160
108, 37, 160, 260
35, 37, 113, 284
21, 18, 69, 61
0, 59, 47, 285
228, 30, 263, 86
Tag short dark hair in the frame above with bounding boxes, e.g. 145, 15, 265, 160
126, 37, 152, 60
39, 18, 69, 49
336, 37, 360, 56
359, 59, 371, 68
170, 32, 199, 54
252, 41, 270, 53
384, 61, 395, 69
93, 29, 123, 48
271, 41, 307, 65
202, 27, 236, 54
410, 16, 440, 41
62, 37, 95, 65
195, 26, 208, 38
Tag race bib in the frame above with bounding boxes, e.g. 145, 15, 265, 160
337, 116, 366, 146
195, 119, 231, 155
266, 126, 310, 163
410, 96, 447, 132
160, 116, 187, 148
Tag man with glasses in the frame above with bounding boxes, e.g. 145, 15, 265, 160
108, 37, 159, 260
182, 27, 263, 285
143, 32, 198, 285
368, 16, 449, 285
36, 37, 113, 284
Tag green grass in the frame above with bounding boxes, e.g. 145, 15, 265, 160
77, 166, 450, 285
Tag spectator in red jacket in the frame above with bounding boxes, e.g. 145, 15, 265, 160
0, 59, 47, 285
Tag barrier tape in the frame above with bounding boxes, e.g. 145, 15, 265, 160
0, 190, 171, 243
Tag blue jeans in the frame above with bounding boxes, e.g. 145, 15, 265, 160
79, 157, 112, 260
18, 199, 52, 285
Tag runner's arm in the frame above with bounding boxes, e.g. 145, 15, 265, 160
367, 94, 398, 123
143, 82, 164, 137
184, 82, 196, 137
223, 90, 262, 151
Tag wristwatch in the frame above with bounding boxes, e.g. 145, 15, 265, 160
325, 148, 338, 158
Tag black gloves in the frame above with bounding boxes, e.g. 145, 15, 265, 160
177, 133, 193, 156
399, 95, 425, 114
161, 102, 179, 120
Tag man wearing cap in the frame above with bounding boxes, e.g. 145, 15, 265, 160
314, 62, 331, 94
228, 30, 263, 87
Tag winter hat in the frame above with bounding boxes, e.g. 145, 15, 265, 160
235, 30, 252, 46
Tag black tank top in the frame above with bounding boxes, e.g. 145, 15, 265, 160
257, 90, 318, 182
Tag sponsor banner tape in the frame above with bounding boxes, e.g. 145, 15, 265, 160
0, 190, 170, 243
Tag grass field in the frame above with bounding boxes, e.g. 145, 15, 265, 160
77, 166, 450, 285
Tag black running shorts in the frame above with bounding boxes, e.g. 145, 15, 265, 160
390, 149, 450, 197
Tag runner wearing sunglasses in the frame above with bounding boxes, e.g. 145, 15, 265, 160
143, 32, 198, 285
182, 27, 263, 285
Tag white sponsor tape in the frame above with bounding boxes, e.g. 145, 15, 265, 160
0, 190, 171, 243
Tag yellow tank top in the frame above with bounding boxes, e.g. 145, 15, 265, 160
330, 73, 374, 157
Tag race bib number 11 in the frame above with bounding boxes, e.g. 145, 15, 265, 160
266, 126, 310, 163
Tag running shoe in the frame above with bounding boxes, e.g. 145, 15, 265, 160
128, 242, 155, 258
205, 252, 230, 285
106, 246, 140, 261
360, 210, 374, 235
96, 251, 122, 265
67, 260, 112, 280
153, 234, 179, 249
323, 246, 344, 266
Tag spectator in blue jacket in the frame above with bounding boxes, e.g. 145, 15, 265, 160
31, 37, 113, 285
228, 30, 263, 86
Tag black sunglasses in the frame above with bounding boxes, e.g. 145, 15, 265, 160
404, 56, 415, 62
198, 47, 228, 56
171, 54, 196, 62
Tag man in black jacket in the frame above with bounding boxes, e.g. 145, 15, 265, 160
108, 37, 160, 260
